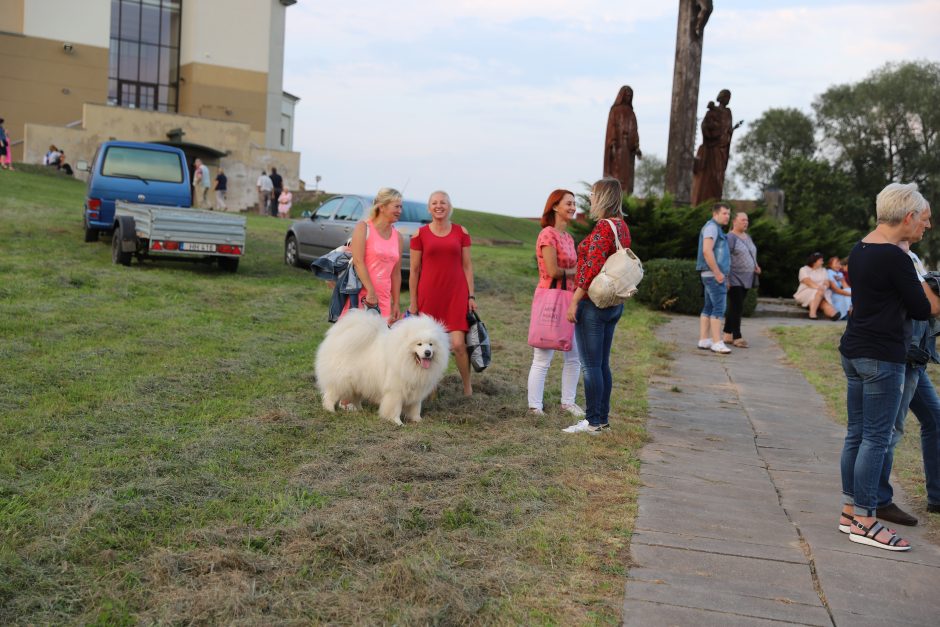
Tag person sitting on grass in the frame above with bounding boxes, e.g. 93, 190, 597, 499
793, 252, 840, 320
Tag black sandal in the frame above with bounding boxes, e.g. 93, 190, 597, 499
849, 519, 911, 551
838, 512, 854, 534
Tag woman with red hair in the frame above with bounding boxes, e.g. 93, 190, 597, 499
526, 189, 583, 416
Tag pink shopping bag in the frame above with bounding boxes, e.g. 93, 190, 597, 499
527, 278, 575, 351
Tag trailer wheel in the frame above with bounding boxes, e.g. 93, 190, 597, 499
218, 257, 239, 273
111, 224, 132, 266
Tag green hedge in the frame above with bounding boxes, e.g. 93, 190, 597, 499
635, 258, 757, 316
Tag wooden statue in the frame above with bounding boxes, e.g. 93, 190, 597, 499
604, 86, 642, 195
691, 89, 742, 205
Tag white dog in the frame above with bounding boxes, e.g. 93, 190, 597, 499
315, 309, 450, 425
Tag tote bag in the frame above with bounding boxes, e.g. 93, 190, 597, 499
587, 219, 644, 308
466, 310, 492, 372
528, 276, 575, 351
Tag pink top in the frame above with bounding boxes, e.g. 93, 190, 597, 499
342, 219, 400, 319
535, 226, 577, 291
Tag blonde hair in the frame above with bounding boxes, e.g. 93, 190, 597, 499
428, 190, 453, 218
589, 177, 623, 221
370, 187, 403, 219
876, 182, 927, 225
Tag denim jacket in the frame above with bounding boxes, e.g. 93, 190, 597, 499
909, 318, 940, 365
696, 219, 730, 275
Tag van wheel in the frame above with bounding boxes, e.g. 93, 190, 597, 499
84, 222, 99, 242
218, 257, 239, 273
112, 227, 132, 266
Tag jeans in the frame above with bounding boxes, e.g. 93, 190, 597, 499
877, 365, 940, 507
700, 276, 727, 318
723, 285, 747, 339
527, 334, 581, 410
574, 300, 623, 427
840, 355, 905, 516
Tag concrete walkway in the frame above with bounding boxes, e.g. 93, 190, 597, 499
624, 315, 940, 626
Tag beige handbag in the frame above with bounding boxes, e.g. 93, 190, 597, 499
587, 219, 644, 308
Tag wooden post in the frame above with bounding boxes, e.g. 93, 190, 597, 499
665, 0, 709, 205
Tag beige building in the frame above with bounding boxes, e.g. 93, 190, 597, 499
0, 0, 301, 211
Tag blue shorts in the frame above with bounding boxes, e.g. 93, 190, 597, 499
701, 275, 727, 318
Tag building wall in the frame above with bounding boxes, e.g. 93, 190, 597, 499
24, 103, 300, 213
21, 0, 111, 47
0, 0, 25, 34
178, 0, 271, 72
177, 62, 268, 134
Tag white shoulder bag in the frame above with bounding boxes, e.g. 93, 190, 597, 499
587, 219, 644, 308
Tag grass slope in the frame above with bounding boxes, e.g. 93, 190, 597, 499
0, 169, 666, 624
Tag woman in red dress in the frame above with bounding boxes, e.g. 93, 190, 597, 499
408, 191, 477, 396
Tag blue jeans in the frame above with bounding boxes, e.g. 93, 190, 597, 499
574, 300, 623, 427
840, 355, 905, 516
700, 276, 727, 318
878, 365, 940, 507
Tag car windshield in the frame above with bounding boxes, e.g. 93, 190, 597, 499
101, 146, 184, 183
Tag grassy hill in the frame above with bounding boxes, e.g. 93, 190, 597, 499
0, 169, 664, 624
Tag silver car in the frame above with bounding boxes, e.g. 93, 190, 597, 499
284, 194, 431, 276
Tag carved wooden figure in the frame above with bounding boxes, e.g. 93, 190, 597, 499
604, 86, 642, 195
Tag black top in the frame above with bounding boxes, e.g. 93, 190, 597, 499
270, 173, 283, 190
215, 173, 227, 191
839, 241, 931, 363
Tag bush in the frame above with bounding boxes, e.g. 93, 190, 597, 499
635, 258, 757, 317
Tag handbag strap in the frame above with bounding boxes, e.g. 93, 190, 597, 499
549, 274, 568, 291
602, 219, 624, 252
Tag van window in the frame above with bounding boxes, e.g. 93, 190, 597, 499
101, 146, 184, 183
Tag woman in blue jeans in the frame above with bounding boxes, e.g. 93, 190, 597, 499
838, 182, 937, 551
563, 177, 631, 434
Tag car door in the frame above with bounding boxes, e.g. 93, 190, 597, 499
297, 197, 344, 258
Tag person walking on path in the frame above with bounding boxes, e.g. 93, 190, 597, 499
214, 168, 227, 210
722, 211, 760, 348
838, 182, 940, 552
408, 190, 477, 396
876, 227, 940, 526
563, 177, 631, 434
696, 203, 732, 354
256, 170, 273, 215
269, 167, 283, 217
527, 189, 583, 417
193, 159, 210, 209
341, 187, 404, 325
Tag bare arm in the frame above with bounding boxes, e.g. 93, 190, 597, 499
462, 239, 477, 313
566, 287, 586, 323
349, 221, 376, 305
541, 245, 573, 280
408, 245, 421, 314
388, 233, 403, 322
924, 282, 940, 316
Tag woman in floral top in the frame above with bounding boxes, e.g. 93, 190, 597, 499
563, 178, 631, 434
527, 189, 583, 417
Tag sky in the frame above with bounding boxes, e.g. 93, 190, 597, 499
283, 0, 940, 217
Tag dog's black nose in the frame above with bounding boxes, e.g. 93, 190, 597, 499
423, 349, 432, 357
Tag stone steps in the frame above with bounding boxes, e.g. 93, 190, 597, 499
752, 296, 806, 318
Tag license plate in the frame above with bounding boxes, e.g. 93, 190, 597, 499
179, 242, 216, 252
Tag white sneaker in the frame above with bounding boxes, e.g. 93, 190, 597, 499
562, 420, 608, 434
528, 407, 545, 415
710, 341, 732, 354
561, 404, 586, 417
697, 339, 713, 350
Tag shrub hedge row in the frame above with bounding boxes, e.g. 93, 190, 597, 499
635, 258, 757, 317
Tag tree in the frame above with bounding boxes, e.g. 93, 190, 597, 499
813, 61, 940, 210
633, 153, 667, 198
734, 107, 816, 190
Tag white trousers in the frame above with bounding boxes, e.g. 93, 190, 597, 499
526, 334, 581, 410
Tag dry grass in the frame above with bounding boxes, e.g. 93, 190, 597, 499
772, 325, 940, 545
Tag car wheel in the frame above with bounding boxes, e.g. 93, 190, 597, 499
111, 226, 132, 266
218, 257, 239, 273
84, 221, 99, 242
285, 234, 302, 267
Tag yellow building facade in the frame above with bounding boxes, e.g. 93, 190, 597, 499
0, 0, 300, 211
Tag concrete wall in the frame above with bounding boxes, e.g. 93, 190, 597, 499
24, 103, 300, 213
22, 0, 110, 47
177, 62, 268, 133
0, 0, 25, 34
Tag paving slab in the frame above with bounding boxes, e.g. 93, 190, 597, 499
624, 315, 940, 626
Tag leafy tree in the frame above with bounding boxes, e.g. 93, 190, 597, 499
634, 153, 667, 198
734, 107, 816, 190
773, 156, 870, 232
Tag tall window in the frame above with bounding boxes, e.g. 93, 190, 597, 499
108, 0, 181, 113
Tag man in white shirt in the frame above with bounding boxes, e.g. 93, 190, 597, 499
256, 170, 273, 215
193, 159, 210, 208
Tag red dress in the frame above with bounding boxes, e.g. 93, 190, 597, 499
411, 223, 472, 332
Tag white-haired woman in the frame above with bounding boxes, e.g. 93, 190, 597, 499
564, 177, 631, 434
341, 187, 404, 325
409, 190, 476, 396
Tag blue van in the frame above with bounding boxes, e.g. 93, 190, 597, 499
82, 141, 192, 242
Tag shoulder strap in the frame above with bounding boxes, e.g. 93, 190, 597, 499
603, 219, 624, 251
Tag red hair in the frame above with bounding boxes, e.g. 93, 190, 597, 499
540, 189, 575, 228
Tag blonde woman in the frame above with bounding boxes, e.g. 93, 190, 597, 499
341, 187, 404, 325
409, 191, 476, 396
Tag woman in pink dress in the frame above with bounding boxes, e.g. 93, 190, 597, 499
277, 188, 293, 219
408, 190, 476, 396
342, 187, 404, 325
